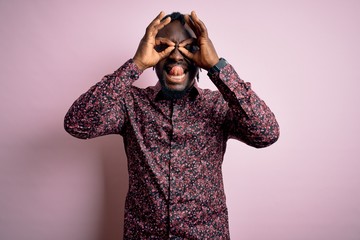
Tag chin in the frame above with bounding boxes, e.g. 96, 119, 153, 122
166, 84, 187, 92
160, 79, 194, 99
163, 83, 187, 94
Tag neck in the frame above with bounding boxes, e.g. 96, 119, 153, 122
161, 86, 193, 100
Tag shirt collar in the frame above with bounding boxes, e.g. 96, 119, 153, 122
151, 81, 203, 101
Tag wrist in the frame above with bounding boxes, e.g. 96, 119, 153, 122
207, 58, 228, 75
132, 57, 147, 71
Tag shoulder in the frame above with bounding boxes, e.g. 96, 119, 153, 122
198, 87, 224, 102
126, 85, 157, 102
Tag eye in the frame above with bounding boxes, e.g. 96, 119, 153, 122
184, 44, 199, 53
155, 43, 169, 52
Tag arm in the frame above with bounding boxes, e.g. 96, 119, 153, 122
64, 60, 142, 139
208, 63, 279, 148
64, 11, 175, 139
179, 11, 279, 148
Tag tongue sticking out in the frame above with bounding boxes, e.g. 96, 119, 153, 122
169, 66, 184, 76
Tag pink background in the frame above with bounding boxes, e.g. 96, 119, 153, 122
1, 0, 360, 239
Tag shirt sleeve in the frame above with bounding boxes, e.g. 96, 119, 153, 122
208, 63, 280, 148
64, 59, 142, 139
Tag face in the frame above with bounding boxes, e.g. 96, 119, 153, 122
155, 20, 199, 96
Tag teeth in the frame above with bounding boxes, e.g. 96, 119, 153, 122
168, 74, 185, 80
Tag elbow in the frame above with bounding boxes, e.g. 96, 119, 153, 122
64, 116, 90, 140
231, 122, 280, 148
269, 129, 280, 146
64, 127, 89, 140
253, 124, 280, 148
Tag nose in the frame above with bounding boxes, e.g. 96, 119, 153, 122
169, 45, 184, 61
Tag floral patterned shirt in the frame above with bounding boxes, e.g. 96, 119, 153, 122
64, 59, 279, 239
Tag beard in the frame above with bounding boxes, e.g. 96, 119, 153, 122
155, 59, 199, 99
159, 77, 195, 99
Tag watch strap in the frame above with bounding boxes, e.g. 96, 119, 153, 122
208, 58, 228, 75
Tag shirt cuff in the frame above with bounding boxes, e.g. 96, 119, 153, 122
113, 59, 144, 85
209, 63, 255, 117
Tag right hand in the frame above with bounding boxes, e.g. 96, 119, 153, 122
133, 11, 175, 71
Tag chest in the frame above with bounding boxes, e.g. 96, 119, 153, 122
127, 97, 226, 144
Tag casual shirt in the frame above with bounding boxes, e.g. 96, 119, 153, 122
64, 59, 279, 239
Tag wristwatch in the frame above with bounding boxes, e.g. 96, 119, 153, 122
207, 58, 228, 75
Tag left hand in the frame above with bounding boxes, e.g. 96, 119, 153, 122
133, 11, 175, 71
178, 11, 219, 70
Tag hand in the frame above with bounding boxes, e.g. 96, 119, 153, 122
179, 11, 219, 70
133, 11, 175, 71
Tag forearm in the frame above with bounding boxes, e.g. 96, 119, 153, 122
64, 59, 142, 139
209, 63, 279, 148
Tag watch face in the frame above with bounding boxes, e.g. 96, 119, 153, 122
217, 58, 227, 69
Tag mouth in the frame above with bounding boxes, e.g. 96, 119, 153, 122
164, 64, 188, 83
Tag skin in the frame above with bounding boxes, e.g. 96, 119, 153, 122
154, 20, 199, 94
133, 11, 219, 96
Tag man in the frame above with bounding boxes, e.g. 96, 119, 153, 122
64, 11, 279, 239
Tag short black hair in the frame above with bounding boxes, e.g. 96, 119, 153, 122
162, 12, 185, 25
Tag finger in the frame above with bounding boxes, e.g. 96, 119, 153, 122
154, 16, 171, 31
146, 11, 167, 37
190, 11, 208, 37
158, 45, 175, 59
189, 12, 202, 33
150, 11, 166, 27
184, 14, 200, 36
191, 11, 208, 37
149, 15, 171, 38
184, 14, 198, 33
178, 46, 195, 60
155, 37, 175, 46
178, 38, 196, 47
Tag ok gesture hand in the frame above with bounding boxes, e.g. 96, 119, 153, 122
179, 11, 219, 70
133, 12, 175, 71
